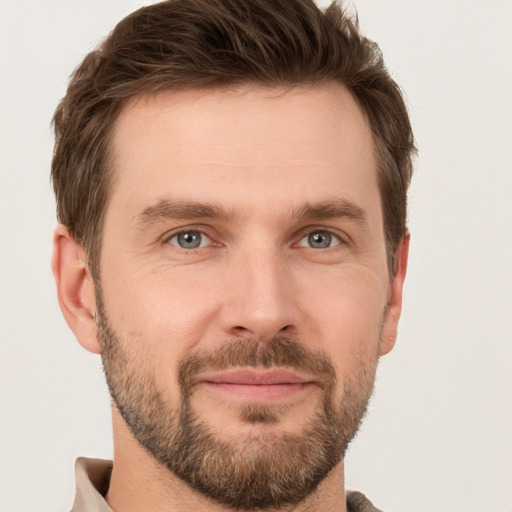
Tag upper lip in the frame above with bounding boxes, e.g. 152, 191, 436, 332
200, 368, 315, 385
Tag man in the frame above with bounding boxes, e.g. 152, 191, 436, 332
51, 0, 415, 510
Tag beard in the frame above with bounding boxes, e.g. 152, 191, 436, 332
97, 299, 380, 510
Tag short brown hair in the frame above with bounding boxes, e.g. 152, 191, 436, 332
52, 0, 415, 277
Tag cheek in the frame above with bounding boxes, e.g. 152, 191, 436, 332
100, 264, 224, 366
299, 266, 387, 367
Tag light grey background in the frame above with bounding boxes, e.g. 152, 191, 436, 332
0, 1, 511, 511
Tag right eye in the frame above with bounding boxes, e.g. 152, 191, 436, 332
167, 231, 212, 249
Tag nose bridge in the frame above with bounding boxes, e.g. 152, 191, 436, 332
221, 241, 298, 340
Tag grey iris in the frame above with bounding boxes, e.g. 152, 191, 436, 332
177, 232, 202, 249
308, 231, 332, 248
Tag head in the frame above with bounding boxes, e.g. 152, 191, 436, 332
52, 0, 414, 278
52, 1, 415, 509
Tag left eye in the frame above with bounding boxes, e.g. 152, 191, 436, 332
298, 230, 341, 249
167, 231, 211, 249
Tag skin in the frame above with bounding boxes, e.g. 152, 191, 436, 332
52, 83, 409, 512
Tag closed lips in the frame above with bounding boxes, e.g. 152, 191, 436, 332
200, 368, 316, 386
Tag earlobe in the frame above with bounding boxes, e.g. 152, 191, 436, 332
52, 225, 101, 354
379, 232, 410, 356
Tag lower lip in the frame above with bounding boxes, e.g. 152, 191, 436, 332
203, 382, 315, 401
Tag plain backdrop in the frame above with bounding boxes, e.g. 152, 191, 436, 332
0, 1, 511, 511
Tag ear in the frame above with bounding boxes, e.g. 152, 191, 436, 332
51, 225, 101, 354
379, 232, 410, 356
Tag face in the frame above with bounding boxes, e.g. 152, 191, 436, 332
92, 85, 406, 508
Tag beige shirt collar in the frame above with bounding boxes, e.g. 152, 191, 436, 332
71, 457, 113, 512
71, 457, 382, 512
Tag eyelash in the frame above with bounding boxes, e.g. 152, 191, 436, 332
164, 227, 346, 251
296, 230, 343, 249
165, 229, 215, 251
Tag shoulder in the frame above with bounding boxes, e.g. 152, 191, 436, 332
346, 490, 385, 512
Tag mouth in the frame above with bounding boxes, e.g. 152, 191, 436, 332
199, 368, 318, 402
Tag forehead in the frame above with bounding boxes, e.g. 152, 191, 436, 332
108, 84, 379, 223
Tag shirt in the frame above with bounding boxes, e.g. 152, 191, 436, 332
71, 457, 383, 512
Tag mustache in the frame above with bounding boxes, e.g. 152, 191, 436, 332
177, 337, 336, 392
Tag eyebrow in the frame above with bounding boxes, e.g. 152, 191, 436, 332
134, 200, 236, 230
293, 199, 367, 225
133, 197, 367, 231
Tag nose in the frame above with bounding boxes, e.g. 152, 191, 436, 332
220, 247, 300, 342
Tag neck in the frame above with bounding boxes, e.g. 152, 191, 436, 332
106, 408, 348, 512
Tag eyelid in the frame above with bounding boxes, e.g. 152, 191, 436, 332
168, 231, 212, 248
162, 225, 218, 248
160, 224, 348, 250
294, 226, 348, 246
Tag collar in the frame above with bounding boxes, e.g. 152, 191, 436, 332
71, 457, 113, 512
